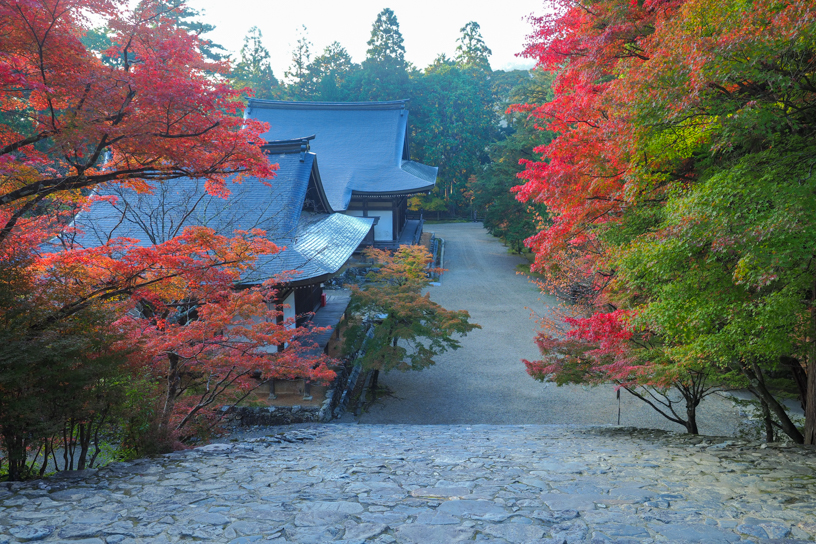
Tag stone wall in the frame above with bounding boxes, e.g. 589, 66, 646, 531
222, 403, 323, 427
220, 366, 349, 428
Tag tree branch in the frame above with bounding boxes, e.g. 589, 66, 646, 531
0, 193, 46, 246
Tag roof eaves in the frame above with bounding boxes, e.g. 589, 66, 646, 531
400, 160, 439, 184
351, 188, 433, 198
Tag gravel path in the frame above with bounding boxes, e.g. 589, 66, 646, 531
352, 222, 744, 436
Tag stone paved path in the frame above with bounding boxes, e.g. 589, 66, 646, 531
2, 424, 815, 543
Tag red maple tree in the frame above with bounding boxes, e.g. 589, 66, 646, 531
512, 0, 672, 294
0, 0, 333, 475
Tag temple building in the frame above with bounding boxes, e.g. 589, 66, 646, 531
246, 99, 438, 249
69, 100, 437, 360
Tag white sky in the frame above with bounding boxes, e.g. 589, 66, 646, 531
191, 0, 548, 78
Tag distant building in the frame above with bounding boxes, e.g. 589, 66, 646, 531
246, 99, 438, 249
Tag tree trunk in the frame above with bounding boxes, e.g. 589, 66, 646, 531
803, 366, 816, 444
63, 420, 73, 470
77, 422, 88, 470
806, 280, 816, 444
88, 410, 107, 469
77, 414, 96, 471
370, 369, 380, 398
624, 385, 693, 431
685, 400, 699, 435
162, 353, 181, 431
781, 356, 807, 411
759, 396, 775, 443
741, 361, 803, 443
38, 440, 50, 477
806, 353, 816, 444
2, 430, 27, 481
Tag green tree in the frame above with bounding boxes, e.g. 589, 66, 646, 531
0, 258, 132, 480
607, 0, 816, 442
306, 42, 358, 101
408, 190, 448, 220
365, 8, 406, 65
353, 8, 411, 101
343, 246, 479, 393
232, 27, 281, 100
474, 69, 552, 251
617, 139, 816, 442
455, 21, 492, 69
410, 40, 497, 213
284, 25, 314, 100
516, 0, 816, 440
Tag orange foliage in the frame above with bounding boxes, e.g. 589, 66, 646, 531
0, 0, 333, 441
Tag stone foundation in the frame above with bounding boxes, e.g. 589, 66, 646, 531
220, 365, 349, 428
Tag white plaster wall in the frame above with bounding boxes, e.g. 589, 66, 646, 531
275, 290, 296, 350
372, 210, 393, 241
283, 291, 296, 330
345, 209, 393, 241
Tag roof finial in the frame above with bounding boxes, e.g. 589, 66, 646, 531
300, 138, 310, 162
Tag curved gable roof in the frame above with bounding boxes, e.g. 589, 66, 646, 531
246, 100, 437, 211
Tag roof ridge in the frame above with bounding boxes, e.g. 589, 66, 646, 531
248, 99, 410, 111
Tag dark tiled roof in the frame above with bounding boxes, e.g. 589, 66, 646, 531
69, 151, 373, 284
246, 100, 438, 211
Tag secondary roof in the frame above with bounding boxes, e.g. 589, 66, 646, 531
67, 138, 374, 285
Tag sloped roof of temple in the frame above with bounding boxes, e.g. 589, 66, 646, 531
68, 137, 374, 285
245, 100, 438, 211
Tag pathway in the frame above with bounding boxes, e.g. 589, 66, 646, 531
2, 424, 814, 543
354, 223, 743, 436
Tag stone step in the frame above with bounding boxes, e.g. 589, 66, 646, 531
1, 424, 815, 543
